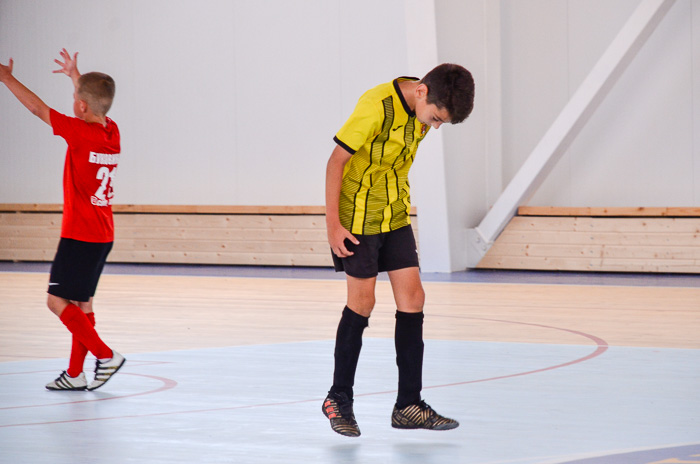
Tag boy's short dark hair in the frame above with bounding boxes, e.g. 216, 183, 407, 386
421, 63, 474, 124
77, 72, 115, 116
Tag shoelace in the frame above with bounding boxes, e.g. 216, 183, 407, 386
331, 393, 355, 419
417, 400, 431, 411
338, 401, 354, 418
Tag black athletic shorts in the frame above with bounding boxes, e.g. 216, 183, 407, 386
332, 224, 419, 278
48, 238, 113, 302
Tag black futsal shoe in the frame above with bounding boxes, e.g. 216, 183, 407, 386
391, 400, 459, 430
322, 391, 361, 437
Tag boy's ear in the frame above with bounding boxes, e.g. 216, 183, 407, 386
415, 83, 429, 100
78, 99, 89, 113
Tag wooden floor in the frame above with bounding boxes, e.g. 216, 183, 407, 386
1, 270, 698, 361
1, 266, 698, 464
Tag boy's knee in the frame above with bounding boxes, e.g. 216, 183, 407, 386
414, 287, 425, 308
401, 288, 425, 313
76, 300, 93, 313
346, 275, 377, 316
347, 293, 375, 317
46, 294, 69, 316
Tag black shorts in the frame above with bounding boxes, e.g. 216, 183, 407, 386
48, 238, 113, 302
332, 224, 419, 278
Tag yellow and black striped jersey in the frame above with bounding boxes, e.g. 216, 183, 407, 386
334, 77, 430, 235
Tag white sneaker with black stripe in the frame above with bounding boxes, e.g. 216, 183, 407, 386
46, 371, 87, 391
87, 351, 126, 391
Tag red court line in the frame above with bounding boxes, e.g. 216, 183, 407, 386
0, 373, 177, 412
0, 360, 172, 377
427, 315, 609, 388
0, 317, 609, 428
354, 315, 609, 396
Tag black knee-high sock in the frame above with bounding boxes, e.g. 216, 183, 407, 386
395, 310, 424, 408
330, 306, 369, 400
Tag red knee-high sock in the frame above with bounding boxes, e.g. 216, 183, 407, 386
60, 304, 112, 360
67, 312, 95, 378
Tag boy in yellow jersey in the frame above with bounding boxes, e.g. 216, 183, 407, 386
322, 64, 475, 437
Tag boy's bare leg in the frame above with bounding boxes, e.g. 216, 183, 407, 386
47, 294, 94, 316
323, 275, 376, 437
387, 267, 459, 430
388, 267, 425, 407
332, 275, 376, 393
45, 295, 111, 390
46, 293, 125, 390
46, 294, 112, 361
345, 275, 377, 317
46, 293, 71, 317
45, 293, 90, 389
76, 297, 94, 314
387, 267, 425, 313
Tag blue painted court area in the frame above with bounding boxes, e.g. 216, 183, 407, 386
1, 339, 698, 464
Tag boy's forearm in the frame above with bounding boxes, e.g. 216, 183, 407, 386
69, 70, 81, 89
2, 74, 51, 125
325, 168, 341, 224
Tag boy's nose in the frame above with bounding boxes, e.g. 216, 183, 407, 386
432, 122, 443, 129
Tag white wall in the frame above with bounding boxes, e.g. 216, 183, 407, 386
500, 0, 699, 207
432, 0, 699, 269
0, 0, 408, 206
431, 0, 495, 270
1, 0, 697, 271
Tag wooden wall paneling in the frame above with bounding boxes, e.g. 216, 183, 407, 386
478, 211, 700, 273
0, 206, 342, 267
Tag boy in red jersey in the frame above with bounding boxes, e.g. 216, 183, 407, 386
0, 49, 125, 391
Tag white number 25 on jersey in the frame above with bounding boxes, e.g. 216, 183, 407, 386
94, 166, 117, 201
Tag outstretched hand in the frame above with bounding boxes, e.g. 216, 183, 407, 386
0, 56, 51, 125
53, 48, 79, 80
0, 58, 14, 83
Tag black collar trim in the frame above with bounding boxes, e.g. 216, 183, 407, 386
393, 77, 419, 116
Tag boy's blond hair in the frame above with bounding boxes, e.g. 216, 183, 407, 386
77, 72, 115, 116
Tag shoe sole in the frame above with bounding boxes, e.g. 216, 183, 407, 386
392, 422, 459, 430
86, 357, 126, 391
46, 386, 87, 391
330, 424, 361, 437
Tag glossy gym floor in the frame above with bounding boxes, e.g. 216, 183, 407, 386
1, 262, 698, 464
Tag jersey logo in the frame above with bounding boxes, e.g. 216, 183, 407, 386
392, 125, 404, 132
89, 152, 120, 165
420, 123, 428, 137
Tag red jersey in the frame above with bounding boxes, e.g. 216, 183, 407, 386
50, 109, 121, 243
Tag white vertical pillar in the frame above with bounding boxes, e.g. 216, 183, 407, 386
484, 0, 503, 210
404, 0, 453, 272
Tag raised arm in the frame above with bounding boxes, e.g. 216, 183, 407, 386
53, 48, 81, 89
0, 58, 51, 126
326, 144, 360, 257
